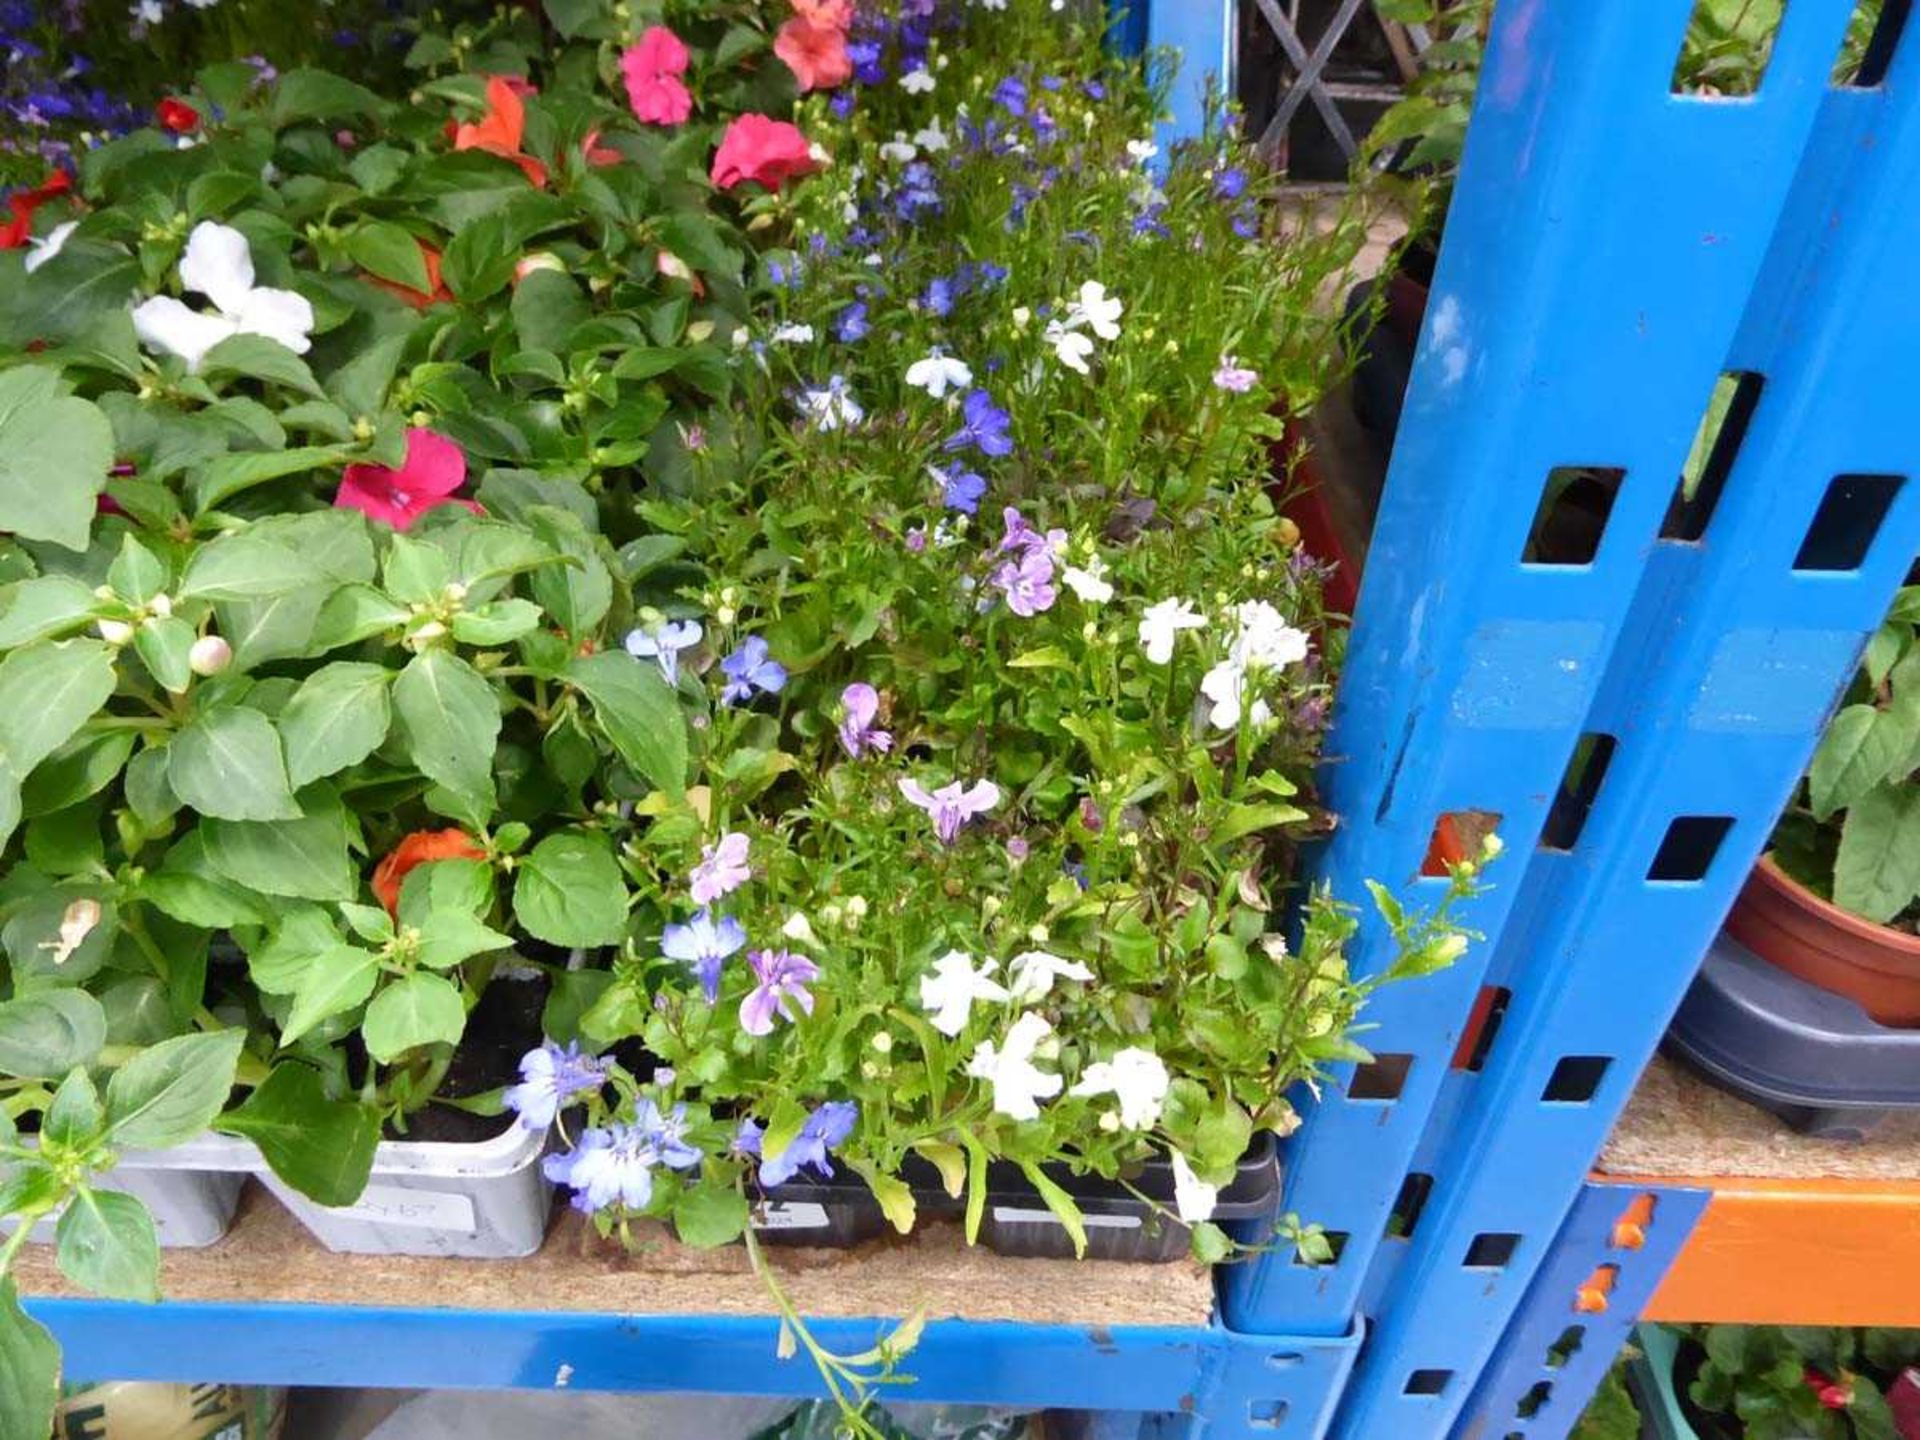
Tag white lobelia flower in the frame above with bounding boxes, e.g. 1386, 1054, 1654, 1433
913, 117, 951, 153
900, 67, 936, 94
1066, 280, 1123, 341
1170, 1151, 1219, 1223
1071, 1047, 1170, 1129
1006, 949, 1094, 1002
879, 137, 919, 164
799, 376, 864, 431
1138, 597, 1207, 665
1125, 138, 1160, 164
904, 351, 973, 398
919, 949, 1010, 1037
24, 221, 77, 275
770, 322, 816, 344
1200, 658, 1273, 731
131, 221, 314, 373
1230, 600, 1311, 672
1060, 554, 1113, 605
966, 1012, 1062, 1121
1043, 320, 1094, 375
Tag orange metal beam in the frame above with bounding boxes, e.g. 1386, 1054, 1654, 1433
1596, 1173, 1920, 1326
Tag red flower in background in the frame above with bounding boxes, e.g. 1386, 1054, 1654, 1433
791, 0, 854, 26
454, 76, 549, 187
580, 129, 623, 167
621, 27, 693, 126
775, 15, 852, 92
1805, 1368, 1855, 1412
156, 97, 200, 133
334, 428, 480, 530
373, 829, 488, 916
368, 243, 452, 310
0, 171, 72, 250
710, 115, 818, 192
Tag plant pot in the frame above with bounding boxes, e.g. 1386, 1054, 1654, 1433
1629, 1325, 1719, 1440
7, 1136, 248, 1250
745, 1133, 1282, 1264
251, 1121, 552, 1259
1724, 857, 1920, 1027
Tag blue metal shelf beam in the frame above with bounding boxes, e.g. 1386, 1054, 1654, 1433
31, 1297, 1361, 1440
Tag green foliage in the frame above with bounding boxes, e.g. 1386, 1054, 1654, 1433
1684, 1324, 1908, 1440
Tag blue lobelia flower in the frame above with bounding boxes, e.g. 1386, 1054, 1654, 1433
943, 389, 1013, 458
541, 1124, 663, 1213
503, 1041, 609, 1130
736, 1101, 859, 1188
835, 300, 871, 343
661, 908, 747, 1002
718, 635, 788, 706
941, 463, 988, 515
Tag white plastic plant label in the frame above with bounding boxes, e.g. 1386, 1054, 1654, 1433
990, 1206, 1143, 1230
323, 1184, 478, 1231
753, 1201, 830, 1231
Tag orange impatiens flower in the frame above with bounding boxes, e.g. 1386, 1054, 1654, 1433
454, 76, 549, 188
369, 243, 452, 309
372, 828, 489, 916
775, 15, 852, 92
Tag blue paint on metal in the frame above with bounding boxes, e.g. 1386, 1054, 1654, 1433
30, 1296, 1360, 1439
1324, 2, 1920, 1433
1223, 0, 1863, 1340
1141, 0, 1234, 146
1456, 1185, 1710, 1440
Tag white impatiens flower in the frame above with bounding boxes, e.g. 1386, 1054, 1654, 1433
771, 322, 816, 344
1138, 597, 1207, 664
1006, 949, 1094, 1002
900, 67, 936, 94
1200, 658, 1272, 731
904, 351, 973, 398
1170, 1151, 1219, 1223
24, 221, 76, 275
1060, 554, 1113, 605
131, 221, 314, 373
1071, 1047, 1170, 1129
1043, 319, 1094, 375
919, 950, 1010, 1038
1066, 281, 1123, 341
966, 1012, 1062, 1121
1230, 600, 1311, 672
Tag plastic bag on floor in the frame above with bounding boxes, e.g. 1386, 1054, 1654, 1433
757, 1403, 1039, 1439
361, 1391, 795, 1440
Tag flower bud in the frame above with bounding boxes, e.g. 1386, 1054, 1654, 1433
655, 250, 695, 284
871, 1031, 893, 1054
1482, 832, 1505, 860
96, 618, 134, 645
515, 252, 564, 281
1098, 1111, 1121, 1133
781, 912, 817, 946
1276, 517, 1302, 549
188, 634, 232, 676
148, 592, 173, 618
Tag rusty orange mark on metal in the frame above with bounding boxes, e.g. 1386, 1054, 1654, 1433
1609, 1193, 1656, 1251
1573, 1263, 1619, 1314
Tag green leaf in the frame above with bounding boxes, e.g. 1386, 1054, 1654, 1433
346, 221, 431, 294
179, 532, 322, 601
44, 1066, 102, 1149
416, 912, 514, 970
202, 804, 356, 902
361, 972, 466, 1062
200, 334, 326, 399
1213, 802, 1310, 844
312, 583, 410, 649
270, 68, 384, 125
442, 213, 519, 304
850, 1161, 916, 1235
1834, 784, 1920, 923
168, 707, 300, 821
0, 1277, 62, 1440
0, 575, 102, 648
397, 857, 494, 925
0, 367, 112, 552
278, 661, 393, 788
104, 1028, 244, 1150
673, 1183, 749, 1248
138, 869, 273, 928
382, 532, 453, 603
761, 1094, 809, 1166
393, 649, 500, 815
190, 445, 349, 513
912, 1140, 967, 1199
216, 1062, 379, 1207
1018, 1162, 1087, 1259
0, 640, 115, 777
960, 1129, 989, 1245
279, 944, 380, 1045
512, 831, 628, 947
511, 269, 591, 353
451, 598, 542, 646
565, 650, 686, 797
55, 1188, 160, 1302
133, 614, 196, 694
0, 990, 107, 1077
22, 730, 132, 817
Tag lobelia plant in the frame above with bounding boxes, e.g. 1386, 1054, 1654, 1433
0, 3, 844, 1433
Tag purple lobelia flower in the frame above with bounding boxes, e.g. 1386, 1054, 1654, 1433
503, 1041, 609, 1130
992, 548, 1057, 617
719, 635, 788, 706
998, 506, 1064, 557
1213, 354, 1259, 392
690, 831, 751, 904
837, 682, 893, 758
661, 908, 747, 1002
898, 776, 1001, 844
943, 390, 1013, 458
737, 1101, 860, 1187
739, 949, 820, 1036
835, 300, 871, 343
635, 1097, 703, 1171
1214, 167, 1249, 201
941, 463, 987, 515
541, 1123, 665, 1213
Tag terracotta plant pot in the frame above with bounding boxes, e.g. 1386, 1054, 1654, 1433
1724, 857, 1920, 1027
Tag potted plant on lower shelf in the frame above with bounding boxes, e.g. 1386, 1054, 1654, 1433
1631, 1323, 1920, 1440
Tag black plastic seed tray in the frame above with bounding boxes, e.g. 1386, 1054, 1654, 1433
747, 1133, 1283, 1263
1664, 932, 1920, 1140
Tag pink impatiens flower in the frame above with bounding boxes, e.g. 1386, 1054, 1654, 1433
621, 27, 693, 126
333, 428, 479, 530
711, 115, 819, 192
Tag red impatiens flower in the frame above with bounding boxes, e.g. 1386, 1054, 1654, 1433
774, 15, 852, 92
368, 243, 452, 310
710, 115, 818, 193
156, 97, 200, 134
621, 26, 693, 126
0, 170, 72, 250
334, 428, 480, 530
580, 129, 623, 168
372, 829, 488, 916
454, 76, 549, 187
1805, 1368, 1855, 1412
